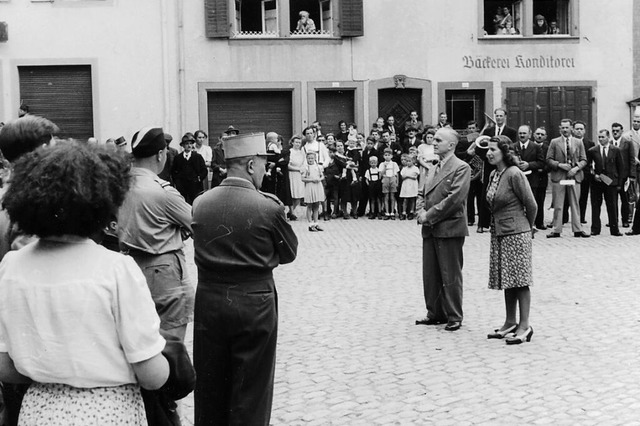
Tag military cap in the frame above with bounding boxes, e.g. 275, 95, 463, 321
131, 127, 166, 158
223, 132, 267, 159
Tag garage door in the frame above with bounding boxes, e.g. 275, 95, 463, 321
207, 90, 293, 142
315, 89, 355, 137
18, 65, 94, 141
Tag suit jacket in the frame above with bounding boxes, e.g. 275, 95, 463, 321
546, 136, 587, 183
383, 123, 401, 138
611, 137, 636, 180
482, 125, 518, 143
511, 140, 545, 188
489, 166, 537, 236
404, 120, 425, 136
171, 152, 208, 184
622, 129, 640, 175
417, 155, 470, 238
587, 145, 623, 187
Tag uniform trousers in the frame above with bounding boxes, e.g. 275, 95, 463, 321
422, 236, 464, 322
194, 278, 277, 426
551, 181, 582, 233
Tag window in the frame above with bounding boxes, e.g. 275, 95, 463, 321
204, 0, 363, 39
480, 0, 575, 38
445, 90, 486, 133
232, 0, 279, 37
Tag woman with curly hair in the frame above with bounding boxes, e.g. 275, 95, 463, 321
485, 136, 537, 345
0, 142, 169, 425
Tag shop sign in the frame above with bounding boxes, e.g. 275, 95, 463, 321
463, 55, 576, 69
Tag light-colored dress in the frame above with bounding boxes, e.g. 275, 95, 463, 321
486, 170, 533, 290
400, 165, 420, 197
303, 163, 325, 203
288, 148, 305, 199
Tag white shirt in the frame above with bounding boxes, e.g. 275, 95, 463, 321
195, 144, 213, 166
495, 125, 504, 136
0, 237, 165, 388
183, 151, 191, 161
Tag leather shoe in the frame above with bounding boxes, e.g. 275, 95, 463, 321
506, 327, 534, 345
487, 324, 517, 339
611, 232, 624, 236
415, 317, 446, 326
444, 321, 462, 331
625, 231, 640, 236
591, 231, 600, 236
622, 222, 630, 228
574, 231, 590, 238
546, 232, 561, 238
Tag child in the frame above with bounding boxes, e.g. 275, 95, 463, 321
365, 156, 382, 219
347, 123, 358, 145
340, 138, 361, 219
399, 154, 420, 220
379, 148, 399, 220
302, 151, 325, 231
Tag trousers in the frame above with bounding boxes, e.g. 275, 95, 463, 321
194, 279, 278, 426
422, 236, 465, 322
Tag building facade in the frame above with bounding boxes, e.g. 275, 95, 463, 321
0, 0, 637, 145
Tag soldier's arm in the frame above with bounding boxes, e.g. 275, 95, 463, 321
163, 186, 193, 234
272, 206, 298, 265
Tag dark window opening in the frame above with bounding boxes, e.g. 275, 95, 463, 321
533, 0, 569, 35
483, 0, 522, 35
445, 90, 486, 133
290, 0, 323, 34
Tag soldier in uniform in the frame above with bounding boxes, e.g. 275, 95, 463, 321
192, 132, 298, 426
117, 126, 195, 424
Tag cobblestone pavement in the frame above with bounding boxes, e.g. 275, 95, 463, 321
179, 204, 640, 425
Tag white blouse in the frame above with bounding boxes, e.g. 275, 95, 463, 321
0, 237, 165, 388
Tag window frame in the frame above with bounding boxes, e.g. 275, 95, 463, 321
478, 0, 579, 41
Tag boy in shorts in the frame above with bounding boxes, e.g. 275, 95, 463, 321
379, 148, 400, 220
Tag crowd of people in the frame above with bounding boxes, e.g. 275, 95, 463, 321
0, 105, 638, 425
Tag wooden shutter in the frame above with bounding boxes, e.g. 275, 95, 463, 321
207, 90, 293, 142
205, 0, 230, 38
18, 65, 94, 141
339, 0, 363, 37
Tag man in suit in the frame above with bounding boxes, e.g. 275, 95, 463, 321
192, 133, 298, 425
436, 112, 451, 129
611, 123, 636, 227
573, 121, 595, 224
546, 118, 590, 238
588, 129, 624, 236
415, 128, 470, 332
624, 114, 640, 235
482, 107, 518, 143
533, 127, 550, 229
171, 133, 209, 205
383, 115, 401, 140
513, 125, 545, 221
404, 110, 425, 138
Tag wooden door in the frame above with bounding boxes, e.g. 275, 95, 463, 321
378, 88, 422, 130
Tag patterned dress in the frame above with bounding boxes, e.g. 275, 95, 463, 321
486, 169, 533, 290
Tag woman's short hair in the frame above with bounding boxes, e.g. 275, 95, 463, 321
194, 130, 208, 139
3, 142, 131, 238
490, 136, 518, 168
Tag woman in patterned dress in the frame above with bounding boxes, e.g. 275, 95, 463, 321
0, 143, 168, 425
485, 136, 538, 345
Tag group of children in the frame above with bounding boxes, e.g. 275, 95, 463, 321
292, 127, 438, 231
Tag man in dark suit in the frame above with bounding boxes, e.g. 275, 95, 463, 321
404, 110, 425, 138
588, 129, 624, 236
533, 127, 551, 229
482, 107, 518, 143
383, 115, 401, 141
546, 118, 590, 238
171, 133, 208, 205
512, 125, 545, 218
573, 121, 595, 224
415, 128, 470, 332
611, 123, 636, 227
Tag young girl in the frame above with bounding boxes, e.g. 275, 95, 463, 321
417, 129, 438, 189
399, 154, 420, 220
302, 151, 325, 231
365, 156, 382, 219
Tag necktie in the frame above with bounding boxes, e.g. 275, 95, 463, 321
521, 143, 525, 152
565, 138, 570, 162
602, 147, 606, 162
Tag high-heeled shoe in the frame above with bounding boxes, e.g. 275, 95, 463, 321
505, 327, 533, 345
487, 324, 517, 339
